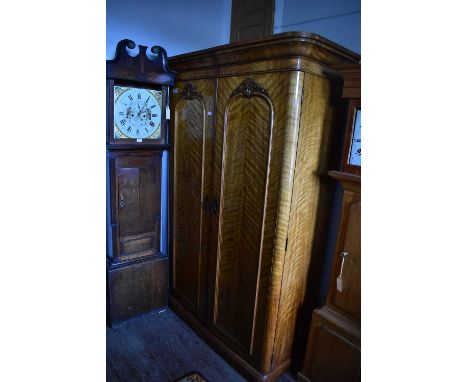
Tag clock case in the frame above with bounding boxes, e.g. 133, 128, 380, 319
106, 40, 175, 326
106, 39, 175, 148
339, 65, 361, 175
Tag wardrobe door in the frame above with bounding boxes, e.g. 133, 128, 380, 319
171, 80, 215, 321
207, 74, 289, 366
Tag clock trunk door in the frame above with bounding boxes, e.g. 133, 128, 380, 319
113, 153, 162, 262
118, 167, 140, 237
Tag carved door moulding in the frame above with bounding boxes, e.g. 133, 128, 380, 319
231, 78, 269, 98
181, 83, 202, 100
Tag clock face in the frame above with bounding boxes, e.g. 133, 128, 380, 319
113, 86, 162, 140
348, 109, 361, 166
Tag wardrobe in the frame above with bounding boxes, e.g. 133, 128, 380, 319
168, 32, 360, 381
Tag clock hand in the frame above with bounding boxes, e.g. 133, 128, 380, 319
137, 100, 148, 118
142, 97, 150, 111
135, 103, 142, 118
126, 106, 132, 119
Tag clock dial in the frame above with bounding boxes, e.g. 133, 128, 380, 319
348, 108, 361, 166
113, 86, 162, 140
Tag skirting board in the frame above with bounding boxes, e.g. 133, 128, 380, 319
169, 294, 290, 382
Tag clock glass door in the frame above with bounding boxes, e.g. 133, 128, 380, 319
113, 85, 162, 140
348, 108, 361, 166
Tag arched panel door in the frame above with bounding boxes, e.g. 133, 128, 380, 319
171, 80, 215, 321
207, 74, 290, 366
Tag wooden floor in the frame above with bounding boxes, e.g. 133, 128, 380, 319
107, 308, 296, 382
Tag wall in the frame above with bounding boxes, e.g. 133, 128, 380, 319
107, 1, 360, 58
106, 0, 232, 59
274, 0, 361, 53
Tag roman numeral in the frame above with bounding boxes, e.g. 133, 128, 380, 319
119, 112, 124, 116
150, 105, 156, 109
136, 129, 140, 135
146, 97, 150, 103
119, 119, 126, 126
128, 94, 133, 101
138, 93, 141, 99
127, 127, 132, 132
145, 128, 148, 132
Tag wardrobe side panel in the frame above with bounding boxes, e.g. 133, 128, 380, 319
272, 73, 338, 367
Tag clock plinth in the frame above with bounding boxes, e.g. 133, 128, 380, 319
106, 40, 175, 326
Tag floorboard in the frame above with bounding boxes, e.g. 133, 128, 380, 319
107, 308, 296, 382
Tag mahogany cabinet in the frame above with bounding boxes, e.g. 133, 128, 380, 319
298, 65, 361, 382
168, 33, 360, 381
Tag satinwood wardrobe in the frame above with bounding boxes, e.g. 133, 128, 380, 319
167, 32, 359, 381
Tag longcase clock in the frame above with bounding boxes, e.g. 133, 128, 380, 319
299, 64, 361, 382
106, 39, 175, 326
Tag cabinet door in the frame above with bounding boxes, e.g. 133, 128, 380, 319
328, 187, 361, 319
111, 152, 162, 262
207, 74, 289, 364
170, 80, 215, 321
